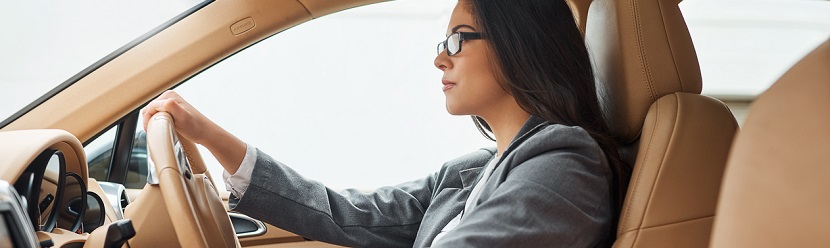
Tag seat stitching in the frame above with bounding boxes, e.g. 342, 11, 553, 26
639, 214, 714, 230
619, 0, 655, 243
619, 93, 661, 239
631, 94, 683, 244
655, 0, 687, 92
640, 94, 682, 217
634, 0, 657, 102
616, 215, 712, 240
618, 0, 640, 235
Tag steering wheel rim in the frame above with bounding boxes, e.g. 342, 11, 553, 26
146, 112, 240, 248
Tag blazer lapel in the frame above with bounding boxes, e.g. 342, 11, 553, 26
458, 167, 484, 189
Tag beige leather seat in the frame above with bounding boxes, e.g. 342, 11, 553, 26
710, 39, 830, 247
582, 0, 740, 246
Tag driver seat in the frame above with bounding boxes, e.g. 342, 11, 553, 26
582, 0, 739, 246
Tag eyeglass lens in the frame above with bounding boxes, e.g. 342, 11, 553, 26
447, 33, 460, 55
437, 33, 462, 55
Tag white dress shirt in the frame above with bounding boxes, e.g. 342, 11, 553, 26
222, 143, 258, 198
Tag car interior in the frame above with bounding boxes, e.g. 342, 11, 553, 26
585, 0, 740, 246
0, 0, 826, 247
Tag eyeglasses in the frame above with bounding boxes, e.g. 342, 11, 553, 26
437, 32, 483, 56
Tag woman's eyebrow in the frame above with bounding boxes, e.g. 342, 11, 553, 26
450, 24, 477, 33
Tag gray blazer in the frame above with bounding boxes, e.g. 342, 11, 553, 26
229, 116, 613, 247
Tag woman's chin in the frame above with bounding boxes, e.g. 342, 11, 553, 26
444, 104, 469, 116
445, 105, 459, 116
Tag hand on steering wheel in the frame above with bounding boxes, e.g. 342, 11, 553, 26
146, 112, 240, 248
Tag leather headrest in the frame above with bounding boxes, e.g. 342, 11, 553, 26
585, 0, 702, 143
710, 39, 830, 247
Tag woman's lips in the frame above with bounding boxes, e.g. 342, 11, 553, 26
442, 79, 456, 91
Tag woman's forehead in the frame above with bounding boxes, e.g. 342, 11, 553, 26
447, 2, 477, 33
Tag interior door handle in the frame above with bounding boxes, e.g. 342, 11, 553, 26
228, 212, 267, 238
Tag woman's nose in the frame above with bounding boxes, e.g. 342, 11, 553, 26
434, 52, 450, 71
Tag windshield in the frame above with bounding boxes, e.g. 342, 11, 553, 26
0, 1, 205, 122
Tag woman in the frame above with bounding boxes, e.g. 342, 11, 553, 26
142, 0, 629, 247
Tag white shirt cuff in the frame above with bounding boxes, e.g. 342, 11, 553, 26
223, 143, 257, 199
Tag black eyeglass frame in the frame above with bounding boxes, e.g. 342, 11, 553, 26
437, 32, 483, 56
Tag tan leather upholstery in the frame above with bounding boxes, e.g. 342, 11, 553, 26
146, 112, 240, 248
584, 0, 739, 246
82, 222, 109, 248
180, 134, 219, 195
0, 129, 88, 184
125, 135, 241, 248
614, 93, 737, 247
586, 0, 702, 143
124, 184, 182, 248
298, 0, 387, 19
710, 39, 830, 248
36, 229, 87, 248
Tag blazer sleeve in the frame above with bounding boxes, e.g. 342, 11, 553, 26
431, 127, 614, 247
228, 148, 436, 248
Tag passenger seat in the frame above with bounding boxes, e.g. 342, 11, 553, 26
710, 39, 830, 247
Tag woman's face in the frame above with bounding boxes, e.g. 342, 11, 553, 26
434, 1, 512, 118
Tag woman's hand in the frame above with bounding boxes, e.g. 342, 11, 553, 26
141, 90, 214, 144
141, 90, 246, 173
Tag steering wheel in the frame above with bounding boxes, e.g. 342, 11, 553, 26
146, 112, 240, 248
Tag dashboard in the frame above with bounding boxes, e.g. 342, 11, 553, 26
0, 128, 276, 247
0, 129, 108, 247
13, 150, 102, 233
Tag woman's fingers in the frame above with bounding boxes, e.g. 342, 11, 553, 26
141, 91, 187, 130
140, 90, 214, 144
161, 98, 191, 126
158, 90, 182, 102
141, 99, 162, 131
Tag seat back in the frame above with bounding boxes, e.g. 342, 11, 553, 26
710, 39, 830, 247
583, 0, 739, 246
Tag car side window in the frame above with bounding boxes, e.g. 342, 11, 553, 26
173, 1, 490, 191
85, 127, 117, 183
124, 125, 147, 189
83, 111, 148, 189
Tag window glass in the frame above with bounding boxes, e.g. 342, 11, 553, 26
81, 119, 148, 189
84, 127, 118, 183
680, 0, 830, 98
174, 0, 492, 191
125, 124, 148, 189
0, 1, 205, 123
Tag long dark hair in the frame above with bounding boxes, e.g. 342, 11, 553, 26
465, 0, 631, 236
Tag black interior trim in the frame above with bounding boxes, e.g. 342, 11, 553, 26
12, 149, 64, 233
107, 111, 139, 184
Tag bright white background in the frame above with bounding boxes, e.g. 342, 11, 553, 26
174, 0, 489, 190
1, 0, 829, 191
